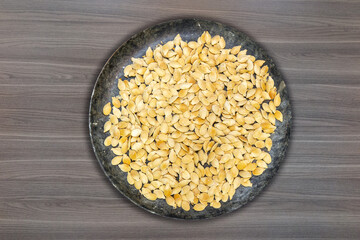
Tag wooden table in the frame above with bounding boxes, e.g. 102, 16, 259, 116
1, 0, 359, 239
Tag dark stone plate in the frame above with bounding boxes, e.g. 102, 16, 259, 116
89, 18, 292, 219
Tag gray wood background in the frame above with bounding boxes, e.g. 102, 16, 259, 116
1, 0, 359, 239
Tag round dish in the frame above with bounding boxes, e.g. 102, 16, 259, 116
89, 18, 292, 219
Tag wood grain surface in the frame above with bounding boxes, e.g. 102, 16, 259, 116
1, 0, 360, 239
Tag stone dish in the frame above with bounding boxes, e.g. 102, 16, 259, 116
89, 18, 292, 219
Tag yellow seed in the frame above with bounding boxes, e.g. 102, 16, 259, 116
164, 187, 172, 197
233, 177, 241, 189
118, 79, 125, 91
240, 171, 251, 178
112, 107, 121, 118
166, 196, 176, 207
144, 193, 157, 201
140, 172, 148, 184
154, 189, 165, 199
110, 115, 118, 125
111, 138, 119, 147
182, 200, 190, 211
257, 160, 268, 168
237, 161, 247, 170
230, 166, 239, 178
130, 162, 141, 170
134, 180, 142, 190
269, 88, 276, 99
182, 155, 193, 164
127, 173, 135, 185
122, 155, 131, 165
269, 101, 276, 113
112, 97, 121, 108
104, 121, 111, 132
193, 203, 206, 211
244, 163, 257, 171
253, 167, 265, 176
255, 140, 265, 148
268, 113, 276, 125
231, 46, 241, 55
265, 138, 272, 151
219, 37, 226, 49
263, 153, 272, 164
146, 47, 153, 58
241, 179, 252, 187
262, 103, 271, 113
104, 136, 112, 146
250, 147, 261, 158
119, 164, 130, 172
103, 102, 111, 115
274, 93, 281, 107
131, 128, 142, 137
169, 61, 182, 68
212, 201, 221, 209
274, 110, 283, 122
111, 156, 122, 165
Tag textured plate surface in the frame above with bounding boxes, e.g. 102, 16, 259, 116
89, 18, 292, 219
